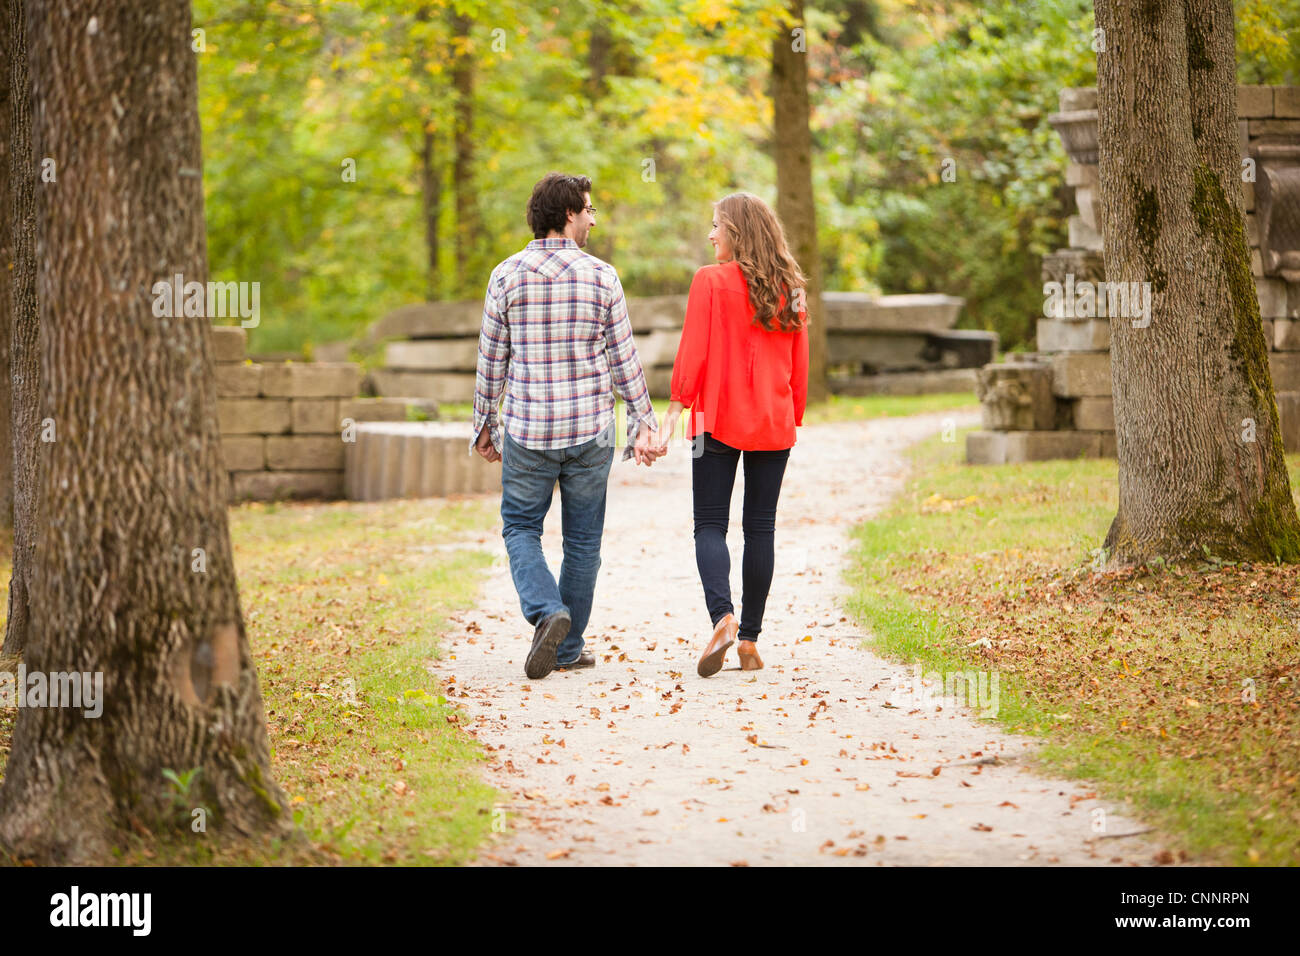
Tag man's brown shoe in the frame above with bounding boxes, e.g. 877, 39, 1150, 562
738, 639, 763, 671
697, 614, 738, 677
557, 650, 595, 670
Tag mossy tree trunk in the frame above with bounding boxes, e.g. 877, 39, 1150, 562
1094, 0, 1300, 565
0, 0, 287, 862
773, 0, 828, 403
1, 0, 40, 657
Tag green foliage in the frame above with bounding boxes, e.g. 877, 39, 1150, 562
814, 0, 1096, 350
194, 0, 1298, 356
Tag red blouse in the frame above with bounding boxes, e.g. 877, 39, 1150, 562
668, 261, 809, 450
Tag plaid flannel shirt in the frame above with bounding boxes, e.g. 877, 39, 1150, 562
470, 237, 658, 462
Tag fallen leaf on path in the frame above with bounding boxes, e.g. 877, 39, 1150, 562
546, 849, 571, 860
972, 823, 993, 832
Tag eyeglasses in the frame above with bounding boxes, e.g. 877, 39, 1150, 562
584, 204, 595, 214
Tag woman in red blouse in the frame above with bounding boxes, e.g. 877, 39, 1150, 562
655, 193, 809, 677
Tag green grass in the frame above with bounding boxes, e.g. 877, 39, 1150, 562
846, 432, 1300, 865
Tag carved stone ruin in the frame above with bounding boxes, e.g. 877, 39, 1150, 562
968, 84, 1300, 464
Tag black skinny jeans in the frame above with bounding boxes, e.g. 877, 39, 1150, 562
691, 432, 791, 643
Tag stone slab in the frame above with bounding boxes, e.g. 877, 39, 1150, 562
1249, 118, 1300, 137
927, 330, 998, 368
1073, 186, 1099, 230
384, 339, 482, 372
291, 399, 341, 434
220, 436, 265, 471
965, 429, 1102, 464
633, 328, 685, 368
1238, 85, 1275, 118
1273, 318, 1300, 350
625, 295, 692, 334
827, 331, 931, 370
218, 399, 291, 435
266, 435, 346, 471
822, 293, 964, 333
339, 398, 418, 423
1051, 352, 1112, 397
369, 370, 477, 404
1270, 352, 1300, 392
1068, 215, 1104, 251
965, 430, 1007, 465
1071, 397, 1115, 431
828, 368, 978, 396
230, 470, 343, 502
1258, 277, 1287, 318
1065, 163, 1098, 188
260, 362, 362, 399
1278, 392, 1300, 452
1037, 318, 1111, 352
214, 362, 262, 398
210, 325, 247, 363
1003, 430, 1102, 462
1277, 87, 1300, 119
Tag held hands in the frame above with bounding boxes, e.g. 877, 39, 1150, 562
475, 425, 501, 463
650, 401, 684, 459
633, 421, 664, 466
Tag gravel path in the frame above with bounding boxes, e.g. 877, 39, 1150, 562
437, 411, 1165, 866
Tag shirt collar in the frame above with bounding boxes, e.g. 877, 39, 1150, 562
528, 237, 579, 250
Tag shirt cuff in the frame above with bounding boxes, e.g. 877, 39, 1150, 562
622, 405, 659, 461
469, 413, 502, 456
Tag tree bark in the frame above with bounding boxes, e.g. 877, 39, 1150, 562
421, 124, 441, 301
0, 0, 287, 862
1094, 0, 1300, 564
1, 0, 40, 657
451, 10, 480, 294
0, 4, 13, 532
773, 0, 828, 403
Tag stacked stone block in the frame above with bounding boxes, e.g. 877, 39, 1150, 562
367, 297, 686, 402
366, 293, 996, 401
968, 84, 1300, 465
211, 325, 415, 501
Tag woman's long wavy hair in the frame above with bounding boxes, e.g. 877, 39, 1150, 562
713, 192, 807, 332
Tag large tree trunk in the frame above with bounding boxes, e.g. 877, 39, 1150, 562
0, 4, 13, 532
1, 0, 39, 656
773, 0, 828, 403
451, 10, 480, 294
1094, 0, 1300, 565
421, 123, 442, 301
0, 0, 287, 862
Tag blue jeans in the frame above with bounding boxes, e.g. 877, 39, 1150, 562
500, 421, 615, 665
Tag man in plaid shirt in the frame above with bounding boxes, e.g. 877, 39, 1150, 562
472, 172, 661, 680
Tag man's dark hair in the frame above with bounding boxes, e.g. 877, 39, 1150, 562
526, 173, 592, 239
